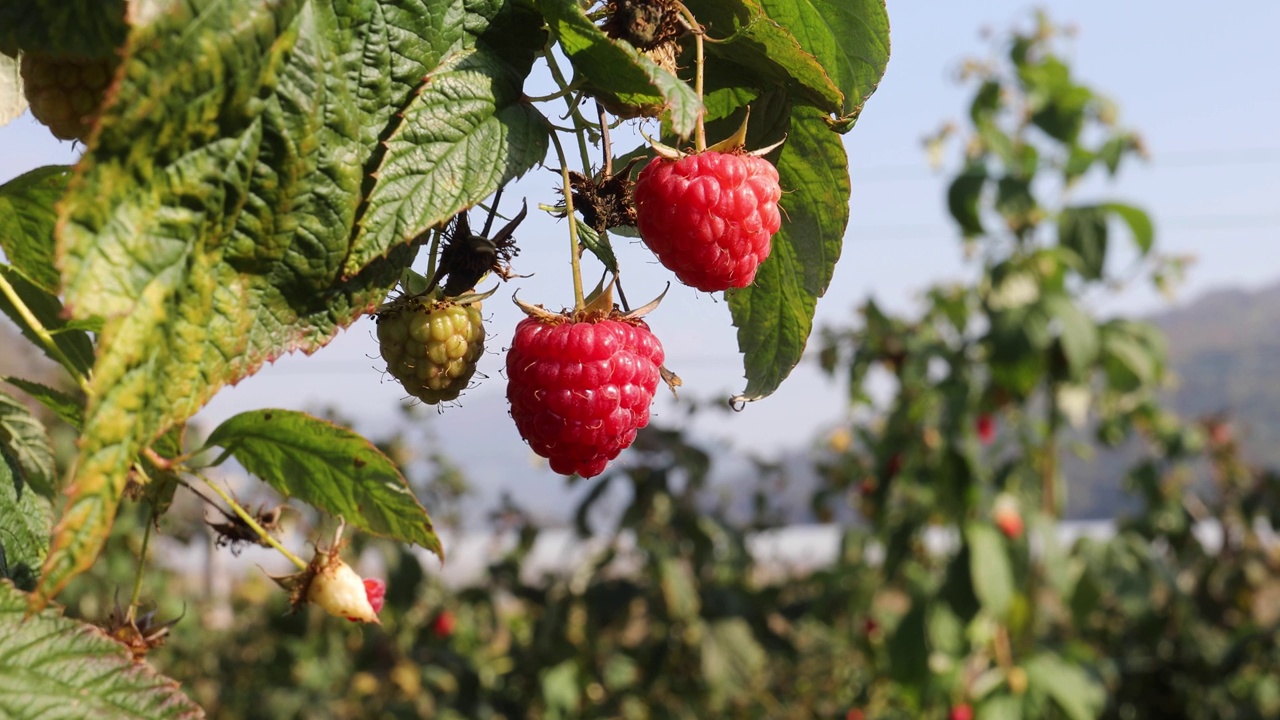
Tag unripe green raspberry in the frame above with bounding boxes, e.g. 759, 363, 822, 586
377, 296, 485, 404
20, 52, 114, 142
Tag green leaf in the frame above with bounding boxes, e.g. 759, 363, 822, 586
1100, 322, 1157, 394
0, 461, 51, 592
0, 0, 126, 56
728, 98, 849, 400
1102, 202, 1153, 255
348, 45, 549, 276
205, 410, 442, 559
574, 220, 618, 275
0, 52, 25, 129
948, 166, 987, 237
0, 265, 94, 379
0, 581, 203, 719
755, 0, 890, 128
683, 0, 843, 114
40, 0, 530, 606
1023, 653, 1105, 720
1043, 294, 1099, 377
539, 0, 701, 138
0, 391, 56, 499
977, 694, 1024, 720
658, 558, 700, 621
0, 378, 82, 429
541, 659, 580, 714
888, 601, 928, 684
701, 618, 767, 707
1058, 205, 1108, 280
0, 166, 72, 295
995, 175, 1036, 227
966, 521, 1014, 618
927, 602, 965, 656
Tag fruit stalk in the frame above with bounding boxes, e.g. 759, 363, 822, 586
548, 129, 587, 310
124, 502, 156, 624
0, 271, 92, 394
201, 476, 307, 571
676, 2, 707, 151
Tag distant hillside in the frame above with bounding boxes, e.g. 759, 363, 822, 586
1155, 282, 1280, 470
745, 281, 1280, 523
1060, 281, 1280, 517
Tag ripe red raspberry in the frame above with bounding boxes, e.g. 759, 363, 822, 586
949, 705, 974, 720
634, 150, 782, 292
20, 53, 114, 142
977, 414, 996, 445
506, 314, 664, 478
431, 610, 456, 638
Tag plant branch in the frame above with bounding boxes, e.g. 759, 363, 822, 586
0, 271, 91, 395
125, 503, 157, 624
199, 475, 308, 571
548, 130, 586, 311
676, 3, 707, 150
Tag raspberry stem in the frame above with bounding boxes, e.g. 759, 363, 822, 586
124, 501, 157, 624
0, 271, 92, 395
541, 43, 595, 174
548, 130, 587, 310
676, 3, 707, 152
200, 476, 308, 571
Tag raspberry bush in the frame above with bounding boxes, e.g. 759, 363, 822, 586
0, 0, 890, 715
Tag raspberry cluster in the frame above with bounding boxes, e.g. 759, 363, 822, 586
377, 296, 485, 404
506, 315, 664, 478
634, 150, 782, 292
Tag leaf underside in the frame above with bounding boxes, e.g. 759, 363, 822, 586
0, 581, 204, 719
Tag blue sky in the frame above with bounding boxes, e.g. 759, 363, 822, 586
3, 1, 1278, 519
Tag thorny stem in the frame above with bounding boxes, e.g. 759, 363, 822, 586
125, 503, 157, 624
598, 103, 613, 177
541, 45, 596, 174
676, 2, 707, 151
548, 131, 586, 311
568, 94, 594, 175
0, 271, 91, 395
1042, 384, 1060, 517
424, 227, 442, 286
200, 475, 308, 571
524, 79, 583, 103
993, 623, 1015, 671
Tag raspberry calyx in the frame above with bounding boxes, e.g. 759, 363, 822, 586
270, 521, 383, 624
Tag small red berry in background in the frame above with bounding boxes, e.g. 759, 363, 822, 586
634, 150, 782, 292
431, 610, 456, 638
993, 494, 1024, 540
949, 703, 974, 720
886, 454, 903, 477
977, 414, 996, 445
845, 709, 866, 720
